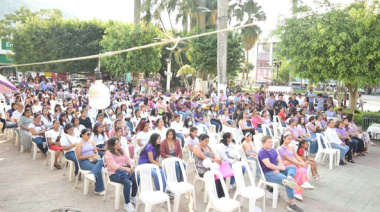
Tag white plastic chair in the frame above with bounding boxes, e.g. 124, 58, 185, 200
135, 164, 171, 212
253, 134, 263, 153
162, 157, 196, 212
103, 159, 124, 210
315, 133, 340, 169
204, 170, 241, 212
262, 124, 279, 148
232, 161, 265, 212
257, 159, 281, 208
45, 132, 64, 170
31, 141, 40, 160
62, 157, 76, 182
74, 151, 96, 195
273, 116, 281, 124
192, 158, 208, 203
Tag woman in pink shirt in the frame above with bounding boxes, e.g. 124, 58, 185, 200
250, 111, 263, 132
104, 137, 138, 212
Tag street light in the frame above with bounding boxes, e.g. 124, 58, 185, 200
88, 62, 110, 110
272, 58, 282, 86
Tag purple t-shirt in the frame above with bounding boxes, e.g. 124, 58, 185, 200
184, 101, 191, 110
193, 112, 203, 123
138, 144, 156, 165
258, 148, 278, 173
335, 128, 347, 142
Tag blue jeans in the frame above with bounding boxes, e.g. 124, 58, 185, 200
126, 120, 134, 133
151, 167, 166, 191
264, 165, 297, 200
109, 170, 138, 204
330, 143, 350, 160
79, 159, 105, 192
5, 121, 18, 129
177, 133, 185, 147
96, 144, 105, 157
174, 161, 186, 182
32, 137, 48, 154
351, 138, 359, 153
65, 151, 79, 175
177, 111, 187, 121
210, 119, 222, 133
304, 137, 318, 154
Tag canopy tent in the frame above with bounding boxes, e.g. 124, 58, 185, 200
267, 86, 293, 94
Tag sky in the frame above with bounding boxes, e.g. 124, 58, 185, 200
4, 0, 357, 31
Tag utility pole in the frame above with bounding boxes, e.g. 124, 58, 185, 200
134, 0, 141, 24
217, 0, 228, 94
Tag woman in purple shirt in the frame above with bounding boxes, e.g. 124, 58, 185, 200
138, 133, 167, 192
335, 120, 354, 163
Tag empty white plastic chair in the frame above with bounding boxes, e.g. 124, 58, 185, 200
262, 124, 279, 148
204, 170, 241, 212
253, 134, 263, 153
232, 161, 265, 212
162, 157, 196, 212
135, 164, 171, 212
315, 133, 340, 169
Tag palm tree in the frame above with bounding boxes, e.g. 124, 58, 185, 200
231, 0, 266, 81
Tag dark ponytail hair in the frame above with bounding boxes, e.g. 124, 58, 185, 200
280, 132, 291, 146
297, 139, 308, 154
220, 132, 232, 146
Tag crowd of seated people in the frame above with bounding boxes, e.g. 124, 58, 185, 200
2, 76, 376, 212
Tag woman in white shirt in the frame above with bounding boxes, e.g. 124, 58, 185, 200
132, 109, 142, 130
215, 132, 244, 187
136, 120, 152, 147
153, 118, 167, 140
61, 123, 81, 175
90, 122, 109, 157
41, 108, 54, 129
46, 120, 64, 169
28, 113, 49, 158
208, 105, 222, 133
170, 114, 185, 147
32, 100, 42, 114
71, 117, 85, 139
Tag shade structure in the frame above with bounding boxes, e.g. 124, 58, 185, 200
267, 86, 293, 94
0, 75, 17, 93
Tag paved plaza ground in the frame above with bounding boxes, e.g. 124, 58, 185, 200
0, 134, 379, 212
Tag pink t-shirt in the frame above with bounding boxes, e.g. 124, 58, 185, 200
251, 116, 262, 130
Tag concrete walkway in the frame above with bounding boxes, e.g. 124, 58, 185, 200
0, 135, 379, 212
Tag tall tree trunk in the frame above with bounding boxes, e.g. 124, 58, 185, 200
195, 0, 208, 91
134, 0, 141, 24
166, 9, 175, 32
217, 0, 228, 93
336, 81, 343, 107
346, 83, 358, 113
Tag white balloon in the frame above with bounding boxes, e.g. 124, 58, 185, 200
202, 158, 212, 168
210, 162, 220, 171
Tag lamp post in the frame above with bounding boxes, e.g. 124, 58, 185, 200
166, 57, 172, 92
88, 62, 111, 110
272, 58, 282, 86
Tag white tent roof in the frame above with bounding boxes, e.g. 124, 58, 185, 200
267, 86, 293, 94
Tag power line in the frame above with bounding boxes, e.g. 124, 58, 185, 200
0, 22, 259, 69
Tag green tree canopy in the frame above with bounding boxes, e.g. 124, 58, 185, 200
10, 9, 105, 73
100, 22, 162, 76
274, 1, 380, 111
187, 31, 244, 77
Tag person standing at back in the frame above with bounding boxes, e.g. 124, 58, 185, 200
307, 89, 316, 110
